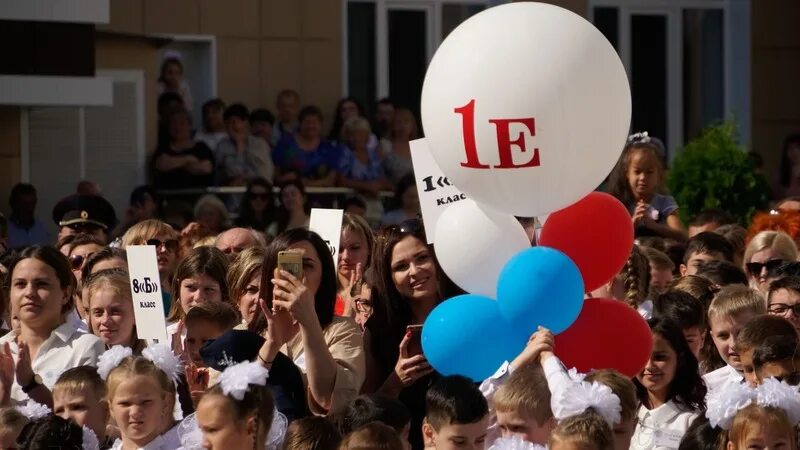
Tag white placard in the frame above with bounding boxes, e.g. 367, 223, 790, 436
309, 208, 344, 271
410, 138, 468, 243
126, 245, 168, 343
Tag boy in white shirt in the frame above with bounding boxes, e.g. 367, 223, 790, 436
703, 285, 766, 392
480, 328, 555, 447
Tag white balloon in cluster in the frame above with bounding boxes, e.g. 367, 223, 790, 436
421, 2, 631, 216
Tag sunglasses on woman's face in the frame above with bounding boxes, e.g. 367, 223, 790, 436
69, 253, 94, 270
746, 259, 784, 275
385, 218, 423, 235
249, 192, 271, 200
146, 238, 179, 253
378, 218, 425, 251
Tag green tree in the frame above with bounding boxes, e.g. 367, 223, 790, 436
668, 123, 770, 225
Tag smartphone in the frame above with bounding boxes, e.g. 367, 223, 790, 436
406, 325, 423, 357
277, 251, 303, 279
267, 251, 304, 311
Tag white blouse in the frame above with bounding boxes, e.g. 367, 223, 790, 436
110, 423, 182, 450
630, 401, 700, 450
479, 361, 514, 448
0, 319, 104, 405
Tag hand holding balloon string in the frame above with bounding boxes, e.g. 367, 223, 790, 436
510, 327, 554, 371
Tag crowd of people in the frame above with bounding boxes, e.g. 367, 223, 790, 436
154, 55, 418, 228
1, 55, 800, 450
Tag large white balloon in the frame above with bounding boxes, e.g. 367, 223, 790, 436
434, 199, 531, 298
421, 2, 631, 216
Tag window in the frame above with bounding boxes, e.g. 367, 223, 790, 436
344, 0, 495, 119
24, 70, 146, 237
590, 0, 750, 160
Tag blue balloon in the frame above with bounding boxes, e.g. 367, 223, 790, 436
497, 246, 584, 335
422, 295, 528, 381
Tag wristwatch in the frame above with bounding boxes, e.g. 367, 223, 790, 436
21, 374, 42, 394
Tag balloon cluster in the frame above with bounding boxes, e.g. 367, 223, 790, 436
418, 3, 652, 381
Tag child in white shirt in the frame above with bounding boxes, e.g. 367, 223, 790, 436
703, 286, 766, 392
630, 317, 706, 450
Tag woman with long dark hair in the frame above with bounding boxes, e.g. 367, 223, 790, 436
271, 179, 310, 236
631, 317, 707, 450
362, 219, 461, 450
252, 229, 365, 416
328, 97, 367, 142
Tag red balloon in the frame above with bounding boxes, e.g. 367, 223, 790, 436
539, 192, 633, 292
554, 298, 652, 378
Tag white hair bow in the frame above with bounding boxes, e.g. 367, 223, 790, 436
178, 409, 289, 450
628, 131, 651, 144
757, 378, 800, 425
219, 361, 269, 401
142, 342, 183, 385
553, 379, 621, 426
82, 426, 100, 450
706, 378, 800, 429
97, 345, 133, 380
17, 400, 50, 420
488, 436, 547, 450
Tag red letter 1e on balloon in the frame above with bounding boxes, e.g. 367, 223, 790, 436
455, 99, 540, 170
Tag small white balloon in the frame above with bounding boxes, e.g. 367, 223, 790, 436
421, 2, 631, 216
434, 199, 531, 297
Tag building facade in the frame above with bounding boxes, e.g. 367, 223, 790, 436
0, 0, 797, 226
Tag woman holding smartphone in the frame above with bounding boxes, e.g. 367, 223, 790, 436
251, 229, 365, 416
362, 219, 461, 450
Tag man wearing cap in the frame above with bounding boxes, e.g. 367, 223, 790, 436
52, 194, 118, 244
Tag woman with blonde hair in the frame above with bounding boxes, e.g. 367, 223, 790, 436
227, 246, 265, 326
121, 219, 180, 315
336, 214, 375, 318
743, 230, 798, 292
83, 269, 147, 353
337, 117, 392, 200
193, 194, 229, 236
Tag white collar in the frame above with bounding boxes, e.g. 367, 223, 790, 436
8, 319, 82, 349
52, 317, 83, 343
111, 425, 180, 450
638, 400, 688, 423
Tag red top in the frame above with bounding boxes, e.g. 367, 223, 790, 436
334, 294, 345, 316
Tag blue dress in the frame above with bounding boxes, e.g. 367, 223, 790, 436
625, 194, 679, 237
273, 134, 341, 180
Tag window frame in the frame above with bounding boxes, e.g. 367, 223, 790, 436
341, 0, 502, 102
588, 0, 751, 159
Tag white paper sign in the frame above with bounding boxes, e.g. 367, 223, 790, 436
309, 208, 344, 271
410, 138, 467, 243
126, 245, 168, 343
